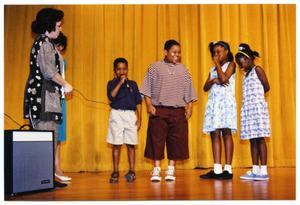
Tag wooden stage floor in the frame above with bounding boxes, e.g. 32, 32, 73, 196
5, 168, 295, 201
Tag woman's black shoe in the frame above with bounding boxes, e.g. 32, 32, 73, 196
54, 180, 68, 188
200, 170, 222, 179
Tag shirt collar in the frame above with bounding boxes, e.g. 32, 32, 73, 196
162, 60, 179, 67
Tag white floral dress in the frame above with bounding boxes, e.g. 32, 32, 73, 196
240, 66, 271, 140
203, 62, 237, 134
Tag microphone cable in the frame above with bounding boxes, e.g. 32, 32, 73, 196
5, 88, 110, 127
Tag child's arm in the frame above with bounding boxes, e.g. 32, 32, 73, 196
203, 73, 221, 92
144, 96, 156, 116
110, 76, 126, 98
185, 102, 193, 120
135, 104, 142, 130
255, 66, 270, 93
214, 60, 236, 84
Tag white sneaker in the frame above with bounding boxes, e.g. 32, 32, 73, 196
150, 167, 161, 182
165, 166, 175, 181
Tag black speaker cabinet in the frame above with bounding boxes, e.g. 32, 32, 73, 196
4, 130, 55, 195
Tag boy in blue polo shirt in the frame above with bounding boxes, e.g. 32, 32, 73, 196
106, 57, 142, 183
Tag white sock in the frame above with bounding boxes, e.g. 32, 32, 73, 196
214, 163, 222, 174
154, 166, 161, 171
224, 164, 232, 174
260, 165, 268, 175
252, 165, 260, 174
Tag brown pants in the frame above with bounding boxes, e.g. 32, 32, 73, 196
144, 106, 189, 160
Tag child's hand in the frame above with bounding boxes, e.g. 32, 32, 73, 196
213, 56, 221, 67
213, 78, 222, 85
185, 108, 192, 120
147, 104, 156, 116
136, 119, 141, 131
120, 75, 127, 84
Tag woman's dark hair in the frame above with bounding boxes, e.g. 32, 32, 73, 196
31, 8, 64, 34
53, 32, 67, 51
235, 43, 260, 61
209, 41, 233, 62
164, 39, 180, 51
113, 57, 128, 70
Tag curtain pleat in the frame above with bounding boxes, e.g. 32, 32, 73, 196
4, 4, 295, 171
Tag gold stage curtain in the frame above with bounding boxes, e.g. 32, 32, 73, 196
4, 4, 295, 171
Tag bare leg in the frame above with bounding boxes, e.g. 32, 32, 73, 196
126, 144, 135, 171
222, 128, 234, 165
154, 160, 160, 167
258, 138, 267, 165
112, 145, 121, 172
250, 139, 259, 165
55, 142, 63, 175
168, 160, 175, 166
210, 130, 222, 164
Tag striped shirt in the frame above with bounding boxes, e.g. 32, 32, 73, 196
140, 60, 197, 107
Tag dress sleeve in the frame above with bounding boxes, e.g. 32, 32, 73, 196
37, 40, 59, 80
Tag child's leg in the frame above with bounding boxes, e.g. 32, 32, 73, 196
257, 137, 268, 176
257, 137, 267, 165
112, 145, 121, 172
210, 130, 222, 174
168, 160, 175, 166
126, 144, 135, 171
221, 128, 233, 174
250, 139, 260, 174
210, 130, 222, 164
250, 139, 259, 165
221, 128, 234, 165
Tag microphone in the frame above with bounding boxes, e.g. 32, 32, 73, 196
124, 80, 130, 88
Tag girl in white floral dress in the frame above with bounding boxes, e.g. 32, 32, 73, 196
235, 43, 270, 181
201, 41, 237, 180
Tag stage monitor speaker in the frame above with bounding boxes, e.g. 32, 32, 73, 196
4, 130, 54, 195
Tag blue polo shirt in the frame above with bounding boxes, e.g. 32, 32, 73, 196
107, 78, 142, 110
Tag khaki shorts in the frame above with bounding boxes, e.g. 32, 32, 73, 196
107, 109, 138, 145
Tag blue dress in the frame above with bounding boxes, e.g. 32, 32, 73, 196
58, 60, 67, 142
203, 62, 237, 134
240, 66, 270, 140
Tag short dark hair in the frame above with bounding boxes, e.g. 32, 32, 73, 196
113, 57, 128, 71
164, 39, 180, 51
235, 43, 260, 61
53, 32, 67, 51
31, 8, 64, 34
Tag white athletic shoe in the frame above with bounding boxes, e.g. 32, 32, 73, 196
165, 166, 175, 181
150, 167, 161, 182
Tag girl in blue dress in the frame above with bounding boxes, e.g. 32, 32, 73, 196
201, 41, 237, 180
54, 32, 72, 182
235, 43, 270, 181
